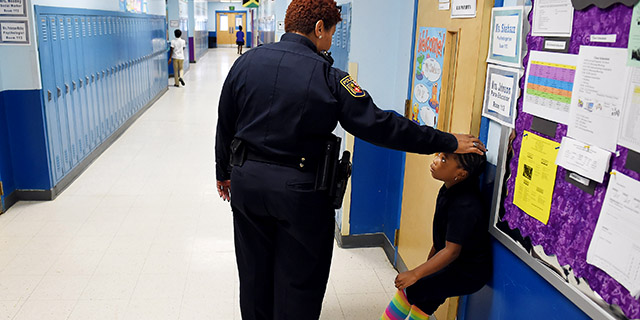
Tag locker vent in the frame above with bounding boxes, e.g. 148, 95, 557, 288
51, 18, 57, 41
81, 18, 86, 37
75, 18, 79, 38
67, 18, 72, 39
41, 18, 47, 41
59, 19, 64, 41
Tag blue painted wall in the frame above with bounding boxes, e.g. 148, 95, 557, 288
461, 239, 590, 320
0, 96, 14, 211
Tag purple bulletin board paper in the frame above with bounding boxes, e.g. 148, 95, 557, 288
503, 2, 640, 318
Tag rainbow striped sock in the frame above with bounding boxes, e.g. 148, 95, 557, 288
408, 305, 430, 320
381, 289, 411, 320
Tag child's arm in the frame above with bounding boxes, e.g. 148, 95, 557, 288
395, 241, 462, 290
427, 245, 436, 260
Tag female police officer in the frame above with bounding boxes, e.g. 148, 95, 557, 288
215, 0, 485, 319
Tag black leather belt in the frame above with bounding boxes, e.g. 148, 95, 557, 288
246, 150, 317, 170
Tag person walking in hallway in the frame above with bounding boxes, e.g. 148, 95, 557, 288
215, 0, 486, 319
236, 25, 245, 55
169, 29, 186, 87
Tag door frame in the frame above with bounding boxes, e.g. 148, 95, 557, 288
215, 10, 247, 47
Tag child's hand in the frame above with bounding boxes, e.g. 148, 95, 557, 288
395, 270, 419, 290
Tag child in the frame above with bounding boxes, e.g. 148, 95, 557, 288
169, 29, 186, 87
381, 152, 491, 320
236, 25, 245, 55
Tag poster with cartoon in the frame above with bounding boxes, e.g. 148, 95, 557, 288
410, 27, 446, 128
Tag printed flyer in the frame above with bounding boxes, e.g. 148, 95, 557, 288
410, 27, 446, 128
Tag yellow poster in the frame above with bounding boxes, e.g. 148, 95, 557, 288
513, 131, 560, 224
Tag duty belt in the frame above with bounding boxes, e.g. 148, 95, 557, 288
246, 150, 317, 170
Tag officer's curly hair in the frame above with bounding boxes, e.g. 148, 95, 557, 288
285, 0, 342, 35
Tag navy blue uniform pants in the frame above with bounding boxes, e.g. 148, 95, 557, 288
230, 160, 335, 320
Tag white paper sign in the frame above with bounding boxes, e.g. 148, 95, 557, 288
531, 0, 573, 37
523, 50, 577, 124
439, 2, 450, 10
569, 46, 628, 152
451, 0, 476, 18
555, 136, 611, 183
0, 20, 28, 44
492, 15, 519, 58
487, 74, 514, 117
0, 0, 25, 16
587, 171, 640, 298
619, 67, 640, 153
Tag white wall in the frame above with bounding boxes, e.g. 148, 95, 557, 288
338, 0, 415, 113
273, 0, 290, 41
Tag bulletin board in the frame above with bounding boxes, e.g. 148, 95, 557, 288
489, 1, 640, 319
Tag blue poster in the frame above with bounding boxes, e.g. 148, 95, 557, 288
410, 27, 446, 128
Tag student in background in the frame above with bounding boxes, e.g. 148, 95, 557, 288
381, 152, 491, 320
236, 25, 245, 55
169, 29, 186, 87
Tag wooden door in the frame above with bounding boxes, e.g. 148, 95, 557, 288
217, 12, 246, 46
396, 0, 494, 319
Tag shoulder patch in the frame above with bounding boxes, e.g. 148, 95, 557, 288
340, 75, 366, 98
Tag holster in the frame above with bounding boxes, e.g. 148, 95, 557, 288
315, 135, 352, 209
230, 138, 247, 167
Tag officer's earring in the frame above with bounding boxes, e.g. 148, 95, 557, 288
319, 35, 323, 39
454, 176, 458, 181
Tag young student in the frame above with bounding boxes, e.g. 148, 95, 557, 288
381, 152, 491, 320
236, 25, 245, 55
169, 29, 186, 87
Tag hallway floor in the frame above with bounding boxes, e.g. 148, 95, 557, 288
0, 48, 398, 320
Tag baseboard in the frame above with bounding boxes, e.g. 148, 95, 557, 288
13, 87, 169, 203
1, 190, 19, 213
334, 223, 399, 270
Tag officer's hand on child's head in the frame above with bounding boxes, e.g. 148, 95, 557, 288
452, 133, 486, 155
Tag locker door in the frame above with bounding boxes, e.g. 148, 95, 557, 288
50, 16, 72, 173
104, 16, 114, 131
85, 16, 100, 146
58, 15, 79, 166
79, 16, 96, 150
38, 15, 64, 182
125, 18, 134, 118
94, 16, 107, 140
66, 16, 86, 160
73, 16, 91, 156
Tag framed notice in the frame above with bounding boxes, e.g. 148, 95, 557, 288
482, 64, 521, 127
487, 7, 524, 68
0, 20, 29, 45
0, 0, 26, 17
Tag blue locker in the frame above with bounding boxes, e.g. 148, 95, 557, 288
50, 16, 72, 173
66, 16, 86, 160
73, 16, 91, 156
104, 16, 114, 133
58, 15, 79, 168
79, 16, 96, 151
58, 15, 79, 166
84, 16, 100, 147
37, 15, 64, 183
115, 17, 125, 126
94, 16, 107, 141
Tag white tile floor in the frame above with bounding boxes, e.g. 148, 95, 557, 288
0, 48, 398, 320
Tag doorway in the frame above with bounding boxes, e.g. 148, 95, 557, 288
216, 12, 246, 47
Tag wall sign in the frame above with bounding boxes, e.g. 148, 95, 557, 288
0, 0, 26, 17
482, 64, 521, 127
0, 20, 28, 44
487, 7, 524, 68
410, 27, 446, 128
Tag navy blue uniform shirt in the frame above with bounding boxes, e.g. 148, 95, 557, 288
215, 33, 458, 181
433, 178, 491, 269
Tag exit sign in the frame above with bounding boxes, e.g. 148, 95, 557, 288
229, 6, 235, 10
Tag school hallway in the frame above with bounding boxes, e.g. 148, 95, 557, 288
0, 48, 398, 320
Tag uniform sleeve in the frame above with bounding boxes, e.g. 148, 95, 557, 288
170, 40, 175, 48
215, 65, 239, 181
445, 200, 481, 246
332, 70, 457, 155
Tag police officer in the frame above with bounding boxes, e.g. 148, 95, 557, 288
215, 0, 485, 319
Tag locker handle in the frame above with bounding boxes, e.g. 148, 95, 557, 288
57, 87, 61, 97
79, 79, 83, 88
47, 90, 52, 101
91, 74, 95, 82
65, 84, 69, 94
86, 76, 90, 84
72, 81, 76, 90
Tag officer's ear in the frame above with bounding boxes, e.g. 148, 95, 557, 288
314, 20, 325, 39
